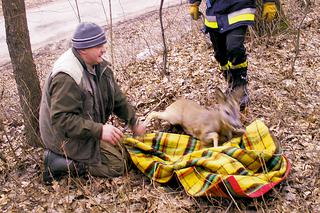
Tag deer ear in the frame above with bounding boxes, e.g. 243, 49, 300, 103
231, 87, 244, 103
215, 87, 226, 104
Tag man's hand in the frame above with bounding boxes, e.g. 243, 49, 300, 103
101, 123, 124, 145
131, 121, 146, 136
189, 3, 200, 20
262, 2, 277, 22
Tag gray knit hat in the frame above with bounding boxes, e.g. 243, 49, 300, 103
72, 22, 107, 49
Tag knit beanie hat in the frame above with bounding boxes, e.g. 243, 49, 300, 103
72, 22, 107, 49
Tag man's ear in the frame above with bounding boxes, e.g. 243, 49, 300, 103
78, 49, 87, 57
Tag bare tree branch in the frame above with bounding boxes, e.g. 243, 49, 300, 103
67, 0, 81, 22
108, 0, 115, 67
74, 0, 81, 22
159, 0, 169, 76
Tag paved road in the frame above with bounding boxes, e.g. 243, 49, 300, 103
0, 0, 185, 65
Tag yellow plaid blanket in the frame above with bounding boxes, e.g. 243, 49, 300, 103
124, 120, 290, 198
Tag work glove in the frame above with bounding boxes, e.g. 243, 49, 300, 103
189, 3, 200, 20
262, 2, 277, 22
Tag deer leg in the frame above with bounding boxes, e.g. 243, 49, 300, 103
207, 132, 219, 147
143, 111, 160, 126
144, 110, 175, 126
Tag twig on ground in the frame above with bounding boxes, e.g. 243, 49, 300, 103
290, 3, 311, 76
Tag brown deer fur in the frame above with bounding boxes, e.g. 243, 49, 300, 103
143, 88, 245, 148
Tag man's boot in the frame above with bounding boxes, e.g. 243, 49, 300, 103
43, 150, 87, 185
229, 68, 250, 111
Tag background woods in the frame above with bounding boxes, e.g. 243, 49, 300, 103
0, 0, 319, 212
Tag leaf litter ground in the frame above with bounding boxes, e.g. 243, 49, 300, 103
0, 1, 319, 212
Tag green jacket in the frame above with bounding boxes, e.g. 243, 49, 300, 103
39, 48, 136, 165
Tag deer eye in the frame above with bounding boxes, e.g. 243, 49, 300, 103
224, 110, 231, 116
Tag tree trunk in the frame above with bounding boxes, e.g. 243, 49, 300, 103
2, 0, 43, 147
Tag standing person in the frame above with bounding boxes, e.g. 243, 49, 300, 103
188, 0, 277, 110
39, 22, 145, 184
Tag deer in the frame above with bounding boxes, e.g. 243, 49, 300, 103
143, 88, 246, 148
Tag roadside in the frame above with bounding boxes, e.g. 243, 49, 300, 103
0, 0, 53, 16
0, 0, 186, 65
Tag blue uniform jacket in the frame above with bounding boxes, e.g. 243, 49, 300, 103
189, 0, 275, 33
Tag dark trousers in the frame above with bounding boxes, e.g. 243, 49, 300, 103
208, 26, 248, 67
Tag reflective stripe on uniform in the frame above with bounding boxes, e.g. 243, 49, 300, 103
219, 63, 230, 71
230, 60, 248, 70
205, 17, 218, 28
228, 8, 256, 25
206, 15, 217, 22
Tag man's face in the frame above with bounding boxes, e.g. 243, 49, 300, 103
79, 44, 106, 66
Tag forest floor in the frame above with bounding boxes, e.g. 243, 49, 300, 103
0, 0, 319, 212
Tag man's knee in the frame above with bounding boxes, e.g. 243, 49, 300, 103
107, 158, 130, 176
88, 153, 131, 178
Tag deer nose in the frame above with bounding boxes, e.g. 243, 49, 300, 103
232, 122, 245, 132
231, 120, 242, 128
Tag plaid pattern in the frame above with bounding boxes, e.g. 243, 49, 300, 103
124, 120, 290, 198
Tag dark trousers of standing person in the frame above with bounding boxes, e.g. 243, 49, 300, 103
207, 26, 249, 111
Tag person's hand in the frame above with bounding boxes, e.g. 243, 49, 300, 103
262, 2, 277, 22
131, 121, 146, 136
101, 123, 124, 145
189, 3, 200, 20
